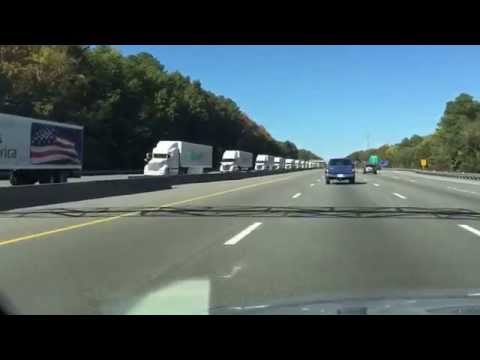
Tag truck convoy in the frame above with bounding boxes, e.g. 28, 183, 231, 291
219, 150, 253, 172
294, 160, 301, 169
255, 154, 275, 171
273, 157, 285, 170
144, 141, 212, 176
0, 113, 84, 185
363, 154, 380, 174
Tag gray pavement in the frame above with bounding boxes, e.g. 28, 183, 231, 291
1, 169, 480, 314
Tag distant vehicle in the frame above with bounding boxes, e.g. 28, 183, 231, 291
325, 158, 355, 184
294, 160, 301, 169
285, 158, 295, 170
144, 141, 212, 176
380, 159, 389, 168
0, 113, 84, 185
255, 154, 275, 171
309, 159, 323, 168
273, 157, 285, 170
364, 154, 380, 174
219, 150, 253, 172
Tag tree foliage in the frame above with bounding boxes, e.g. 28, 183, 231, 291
347, 93, 480, 172
0, 45, 321, 170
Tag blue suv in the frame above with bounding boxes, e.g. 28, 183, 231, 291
326, 158, 355, 184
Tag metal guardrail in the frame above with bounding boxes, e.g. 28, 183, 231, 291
414, 170, 480, 180
0, 169, 144, 180
384, 168, 480, 181
81, 169, 143, 175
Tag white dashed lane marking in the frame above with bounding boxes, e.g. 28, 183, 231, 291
224, 222, 263, 246
458, 224, 480, 238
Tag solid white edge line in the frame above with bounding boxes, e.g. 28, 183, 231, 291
292, 193, 302, 199
458, 224, 480, 237
224, 222, 263, 246
392, 192, 407, 199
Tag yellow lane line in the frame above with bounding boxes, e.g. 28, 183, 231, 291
0, 174, 298, 247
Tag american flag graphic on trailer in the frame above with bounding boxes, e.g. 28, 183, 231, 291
30, 122, 83, 165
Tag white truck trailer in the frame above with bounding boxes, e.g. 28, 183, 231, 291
0, 113, 84, 185
255, 154, 275, 171
144, 141, 212, 176
219, 150, 253, 172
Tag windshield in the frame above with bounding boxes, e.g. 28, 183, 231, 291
3, 44, 480, 315
153, 153, 169, 159
329, 159, 352, 166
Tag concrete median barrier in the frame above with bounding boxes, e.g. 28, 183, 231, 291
0, 177, 172, 211
1, 167, 317, 211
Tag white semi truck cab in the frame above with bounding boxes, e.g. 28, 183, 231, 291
255, 154, 274, 171
220, 150, 253, 172
144, 141, 212, 176
285, 158, 295, 170
273, 157, 285, 170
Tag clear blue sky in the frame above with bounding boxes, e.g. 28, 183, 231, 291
118, 45, 480, 159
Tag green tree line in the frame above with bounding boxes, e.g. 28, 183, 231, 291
348, 93, 480, 172
0, 45, 321, 170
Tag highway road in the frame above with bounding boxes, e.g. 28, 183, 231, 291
1, 169, 480, 314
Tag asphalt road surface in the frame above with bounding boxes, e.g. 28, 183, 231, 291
2, 169, 480, 314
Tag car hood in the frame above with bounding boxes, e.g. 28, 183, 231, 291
210, 288, 480, 315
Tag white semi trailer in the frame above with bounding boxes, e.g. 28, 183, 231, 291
144, 141, 212, 176
219, 150, 253, 172
0, 113, 84, 185
255, 154, 275, 171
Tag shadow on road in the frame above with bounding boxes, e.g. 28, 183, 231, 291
3, 206, 480, 221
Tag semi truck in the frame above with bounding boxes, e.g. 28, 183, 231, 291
255, 154, 275, 171
294, 160, 301, 169
273, 157, 285, 170
144, 141, 212, 176
285, 158, 295, 170
219, 150, 253, 172
0, 113, 84, 185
